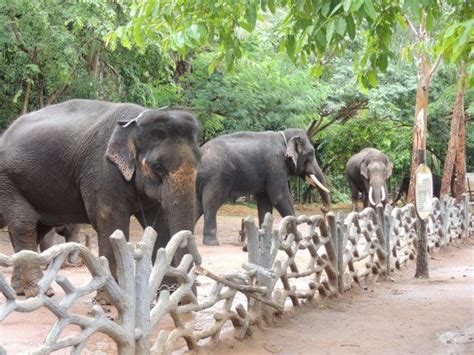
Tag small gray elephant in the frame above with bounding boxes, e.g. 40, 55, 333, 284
346, 148, 393, 211
196, 129, 331, 245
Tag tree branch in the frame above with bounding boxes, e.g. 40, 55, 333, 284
22, 79, 32, 114
404, 15, 419, 39
429, 54, 442, 79
46, 66, 76, 105
306, 99, 368, 139
420, 11, 427, 35
10, 19, 31, 56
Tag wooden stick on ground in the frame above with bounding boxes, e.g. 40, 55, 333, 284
194, 266, 283, 312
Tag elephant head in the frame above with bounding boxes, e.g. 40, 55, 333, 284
106, 109, 201, 260
360, 155, 393, 207
285, 130, 331, 210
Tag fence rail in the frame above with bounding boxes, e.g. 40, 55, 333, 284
0, 194, 472, 354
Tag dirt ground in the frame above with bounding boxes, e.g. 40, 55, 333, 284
201, 240, 474, 355
1, 203, 473, 354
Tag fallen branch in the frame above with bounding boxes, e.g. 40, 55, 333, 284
194, 266, 283, 312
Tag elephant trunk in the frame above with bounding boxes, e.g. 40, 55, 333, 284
162, 164, 201, 265
305, 161, 331, 211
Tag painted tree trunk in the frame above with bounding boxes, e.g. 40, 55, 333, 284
454, 103, 466, 201
440, 64, 466, 197
406, 54, 431, 202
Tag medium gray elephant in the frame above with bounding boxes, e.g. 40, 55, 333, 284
346, 148, 393, 211
0, 99, 201, 298
196, 129, 331, 245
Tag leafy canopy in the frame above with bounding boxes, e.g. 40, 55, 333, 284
112, 0, 473, 87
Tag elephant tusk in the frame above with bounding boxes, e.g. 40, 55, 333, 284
306, 174, 330, 193
381, 185, 386, 202
369, 186, 376, 206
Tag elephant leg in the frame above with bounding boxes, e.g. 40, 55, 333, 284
96, 221, 130, 279
90, 204, 130, 305
137, 211, 197, 301
60, 224, 83, 265
9, 223, 40, 298
363, 194, 369, 208
150, 214, 182, 290
6, 201, 43, 297
348, 180, 359, 212
134, 207, 169, 261
267, 183, 295, 217
256, 192, 273, 227
266, 178, 295, 218
203, 209, 219, 245
39, 229, 57, 252
195, 197, 203, 224
201, 184, 227, 246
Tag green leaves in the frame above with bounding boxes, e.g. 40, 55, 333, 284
244, 4, 257, 32
326, 21, 335, 44
286, 35, 296, 61
336, 18, 347, 36
346, 15, 356, 39
343, 0, 352, 13
363, 0, 377, 20
25, 64, 40, 74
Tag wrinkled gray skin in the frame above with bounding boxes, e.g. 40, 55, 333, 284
0, 99, 201, 298
196, 129, 331, 245
346, 148, 393, 211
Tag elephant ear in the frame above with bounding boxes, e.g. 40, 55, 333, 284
106, 120, 137, 181
286, 136, 301, 169
387, 161, 393, 178
360, 159, 369, 179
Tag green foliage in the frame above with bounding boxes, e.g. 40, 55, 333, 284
0, 0, 176, 129
181, 50, 326, 140
434, 0, 474, 85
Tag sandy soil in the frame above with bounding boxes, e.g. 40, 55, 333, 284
1, 203, 473, 354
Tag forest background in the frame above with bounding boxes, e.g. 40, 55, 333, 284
0, 0, 472, 203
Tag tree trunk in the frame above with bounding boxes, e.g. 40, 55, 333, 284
406, 54, 431, 202
38, 75, 44, 108
414, 218, 429, 278
440, 63, 466, 197
454, 104, 466, 201
22, 78, 32, 114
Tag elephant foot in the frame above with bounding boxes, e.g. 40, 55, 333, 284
67, 251, 82, 265
23, 284, 55, 298
203, 235, 219, 246
11, 264, 53, 298
63, 259, 85, 268
13, 280, 54, 298
94, 288, 112, 306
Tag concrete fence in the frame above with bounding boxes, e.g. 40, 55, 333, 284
0, 194, 471, 354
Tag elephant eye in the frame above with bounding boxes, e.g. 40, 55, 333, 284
151, 160, 167, 174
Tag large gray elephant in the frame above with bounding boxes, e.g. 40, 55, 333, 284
0, 99, 201, 298
196, 129, 331, 245
346, 148, 393, 211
